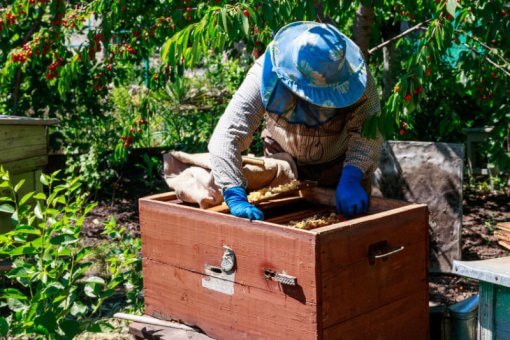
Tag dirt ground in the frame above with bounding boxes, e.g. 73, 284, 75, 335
83, 173, 510, 307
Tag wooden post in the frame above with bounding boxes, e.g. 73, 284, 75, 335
478, 282, 494, 340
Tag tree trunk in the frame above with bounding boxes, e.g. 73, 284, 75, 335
381, 21, 402, 100
352, 2, 375, 62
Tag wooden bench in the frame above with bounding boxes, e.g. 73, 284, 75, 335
453, 257, 510, 339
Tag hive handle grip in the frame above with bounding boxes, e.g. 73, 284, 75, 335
368, 240, 404, 265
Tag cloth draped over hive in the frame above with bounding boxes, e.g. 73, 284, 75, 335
163, 151, 297, 209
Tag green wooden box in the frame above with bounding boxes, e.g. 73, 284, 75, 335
453, 257, 510, 339
0, 116, 58, 234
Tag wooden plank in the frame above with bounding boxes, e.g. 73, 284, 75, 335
321, 241, 427, 326
207, 195, 305, 213
143, 259, 319, 340
141, 191, 177, 202
129, 322, 204, 339
497, 222, 510, 232
313, 203, 427, 234
498, 240, 510, 251
318, 205, 428, 273
1, 155, 48, 174
0, 116, 58, 126
494, 286, 510, 339
129, 322, 213, 339
478, 282, 494, 340
494, 230, 510, 242
299, 187, 408, 212
0, 125, 45, 142
318, 205, 428, 327
453, 257, 510, 288
322, 291, 429, 340
139, 199, 318, 301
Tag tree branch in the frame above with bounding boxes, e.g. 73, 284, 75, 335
462, 43, 510, 78
455, 29, 510, 67
368, 19, 432, 55
312, 0, 333, 24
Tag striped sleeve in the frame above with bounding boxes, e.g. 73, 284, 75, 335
208, 58, 265, 190
344, 70, 384, 174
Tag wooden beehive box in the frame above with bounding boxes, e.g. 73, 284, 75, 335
0, 116, 58, 233
139, 188, 429, 339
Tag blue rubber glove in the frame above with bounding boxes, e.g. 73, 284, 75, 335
223, 186, 264, 221
336, 165, 368, 218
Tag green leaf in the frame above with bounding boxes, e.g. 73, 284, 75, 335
70, 301, 88, 316
0, 181, 12, 188
87, 321, 114, 333
60, 319, 81, 338
39, 174, 49, 186
42, 282, 65, 296
10, 211, 18, 226
34, 203, 43, 219
14, 225, 41, 236
1, 288, 28, 300
19, 192, 35, 206
10, 245, 36, 255
0, 317, 8, 337
84, 283, 98, 298
33, 192, 46, 200
85, 276, 106, 285
221, 8, 228, 32
446, 0, 458, 17
0, 204, 15, 214
13, 179, 25, 193
50, 234, 78, 246
6, 298, 26, 312
241, 14, 249, 37
33, 324, 50, 336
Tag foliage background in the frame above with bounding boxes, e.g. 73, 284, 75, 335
0, 0, 508, 336
1, 0, 509, 182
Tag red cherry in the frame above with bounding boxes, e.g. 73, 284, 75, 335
404, 93, 412, 102
243, 10, 250, 17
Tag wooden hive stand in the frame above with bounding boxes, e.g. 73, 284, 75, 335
453, 257, 510, 339
494, 222, 510, 250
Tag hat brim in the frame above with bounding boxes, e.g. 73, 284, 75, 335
260, 21, 367, 110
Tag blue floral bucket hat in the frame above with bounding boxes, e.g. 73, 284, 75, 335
260, 21, 367, 126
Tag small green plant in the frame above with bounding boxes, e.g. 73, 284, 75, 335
0, 169, 142, 338
135, 153, 163, 191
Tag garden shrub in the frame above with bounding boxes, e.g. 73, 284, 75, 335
0, 169, 142, 338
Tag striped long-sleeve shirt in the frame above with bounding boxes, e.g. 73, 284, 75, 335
208, 57, 383, 190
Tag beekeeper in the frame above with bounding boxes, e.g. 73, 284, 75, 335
208, 21, 383, 220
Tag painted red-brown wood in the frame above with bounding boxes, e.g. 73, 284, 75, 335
140, 199, 318, 301
322, 291, 429, 339
144, 259, 319, 340
139, 192, 429, 339
317, 206, 429, 327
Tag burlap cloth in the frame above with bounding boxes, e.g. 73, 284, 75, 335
163, 151, 297, 209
